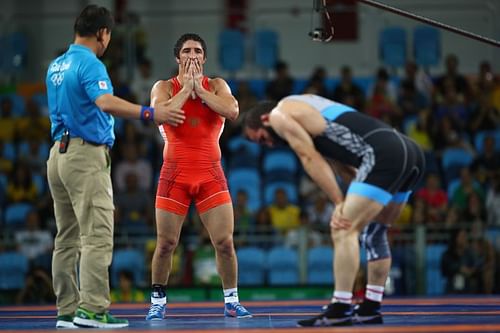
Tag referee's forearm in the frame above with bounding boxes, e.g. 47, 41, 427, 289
95, 93, 142, 119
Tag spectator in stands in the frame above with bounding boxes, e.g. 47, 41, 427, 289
415, 173, 448, 224
0, 97, 17, 142
114, 172, 154, 231
233, 190, 254, 246
15, 99, 51, 143
406, 110, 434, 151
435, 54, 471, 104
331, 65, 365, 111
463, 192, 487, 225
16, 266, 55, 305
397, 80, 428, 118
306, 192, 334, 232
365, 68, 401, 127
114, 142, 153, 193
266, 60, 294, 101
434, 77, 469, 132
302, 66, 329, 97
441, 228, 478, 294
284, 211, 323, 248
401, 61, 433, 104
18, 137, 47, 175
472, 61, 495, 100
486, 170, 500, 226
450, 167, 485, 212
468, 92, 500, 134
469, 222, 496, 294
6, 163, 38, 204
471, 135, 500, 186
111, 270, 146, 303
14, 209, 53, 264
192, 228, 219, 286
131, 58, 155, 106
268, 188, 301, 235
253, 207, 275, 249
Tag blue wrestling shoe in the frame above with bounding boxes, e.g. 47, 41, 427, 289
146, 303, 166, 321
224, 302, 252, 318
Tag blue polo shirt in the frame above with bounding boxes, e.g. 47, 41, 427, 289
46, 44, 115, 147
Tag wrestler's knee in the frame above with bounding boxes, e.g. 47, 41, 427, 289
213, 236, 235, 257
155, 236, 178, 257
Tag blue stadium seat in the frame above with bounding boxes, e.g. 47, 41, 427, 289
413, 26, 441, 67
474, 130, 500, 154
0, 32, 27, 75
267, 246, 299, 285
237, 246, 267, 285
227, 136, 261, 170
441, 148, 474, 183
110, 248, 145, 288
1, 142, 16, 161
262, 149, 298, 182
485, 227, 500, 251
379, 26, 407, 68
264, 181, 298, 206
228, 168, 262, 212
254, 30, 279, 70
219, 29, 245, 72
247, 79, 267, 99
0, 252, 29, 290
4, 202, 34, 228
31, 93, 48, 109
307, 246, 333, 285
425, 244, 447, 295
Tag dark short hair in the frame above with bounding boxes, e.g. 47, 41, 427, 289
243, 101, 277, 130
173, 33, 207, 59
74, 5, 114, 37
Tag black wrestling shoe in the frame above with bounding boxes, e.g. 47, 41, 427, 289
297, 302, 352, 327
353, 299, 383, 324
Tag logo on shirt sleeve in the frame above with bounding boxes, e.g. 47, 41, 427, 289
98, 81, 108, 90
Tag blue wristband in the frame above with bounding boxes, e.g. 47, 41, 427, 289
140, 106, 155, 121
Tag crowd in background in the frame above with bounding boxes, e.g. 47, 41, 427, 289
1, 47, 500, 304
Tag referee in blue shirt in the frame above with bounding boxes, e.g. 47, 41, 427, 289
46, 5, 184, 329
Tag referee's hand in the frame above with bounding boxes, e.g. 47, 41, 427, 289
155, 102, 185, 126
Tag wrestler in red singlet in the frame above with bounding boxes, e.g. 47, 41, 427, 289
155, 76, 231, 215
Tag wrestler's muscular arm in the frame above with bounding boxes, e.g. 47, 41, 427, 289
268, 103, 344, 205
192, 60, 238, 121
150, 80, 185, 126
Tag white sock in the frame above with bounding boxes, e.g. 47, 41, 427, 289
365, 284, 384, 302
224, 288, 239, 303
331, 291, 352, 304
151, 296, 167, 305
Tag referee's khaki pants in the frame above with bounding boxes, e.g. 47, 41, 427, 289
47, 138, 114, 315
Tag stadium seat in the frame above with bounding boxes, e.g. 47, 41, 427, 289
267, 246, 299, 285
379, 26, 407, 68
262, 149, 298, 182
247, 79, 267, 99
237, 246, 267, 285
413, 26, 441, 67
228, 168, 262, 212
254, 30, 279, 70
474, 130, 500, 154
307, 246, 333, 285
441, 148, 474, 183
110, 248, 145, 288
227, 136, 261, 170
219, 29, 245, 72
0, 252, 29, 290
425, 244, 447, 295
4, 202, 34, 228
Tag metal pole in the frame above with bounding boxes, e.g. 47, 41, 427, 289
356, 0, 500, 48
